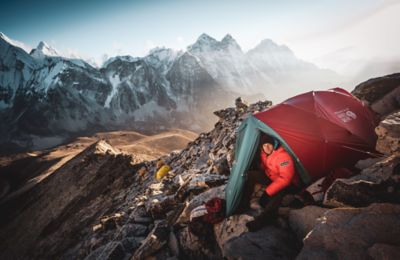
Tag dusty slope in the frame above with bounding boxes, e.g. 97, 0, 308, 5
0, 141, 144, 259
0, 129, 197, 202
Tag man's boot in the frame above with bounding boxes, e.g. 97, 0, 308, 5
246, 212, 276, 232
249, 184, 264, 210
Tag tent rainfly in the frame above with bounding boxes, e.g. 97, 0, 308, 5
225, 88, 379, 216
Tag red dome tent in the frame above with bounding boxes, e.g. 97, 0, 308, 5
226, 88, 379, 216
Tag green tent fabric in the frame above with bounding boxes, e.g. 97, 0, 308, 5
225, 115, 310, 216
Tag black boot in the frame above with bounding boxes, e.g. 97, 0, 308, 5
246, 217, 266, 232
246, 211, 278, 232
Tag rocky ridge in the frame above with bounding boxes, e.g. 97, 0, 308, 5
0, 74, 399, 259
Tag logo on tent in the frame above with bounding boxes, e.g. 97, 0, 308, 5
335, 108, 357, 123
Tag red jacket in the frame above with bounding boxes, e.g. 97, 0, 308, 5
260, 147, 299, 196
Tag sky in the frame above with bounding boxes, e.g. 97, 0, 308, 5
1, 0, 399, 77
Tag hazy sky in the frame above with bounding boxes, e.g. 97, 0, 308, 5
1, 0, 399, 75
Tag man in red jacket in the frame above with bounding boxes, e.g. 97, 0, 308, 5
245, 136, 300, 231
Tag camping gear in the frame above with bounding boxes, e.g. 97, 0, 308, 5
156, 165, 170, 181
189, 198, 226, 224
203, 198, 226, 224
190, 205, 208, 221
188, 198, 226, 238
226, 88, 379, 216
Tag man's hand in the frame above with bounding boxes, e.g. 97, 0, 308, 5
259, 192, 271, 208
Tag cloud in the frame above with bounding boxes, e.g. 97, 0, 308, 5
65, 48, 82, 59
142, 40, 156, 55
292, 2, 400, 76
175, 36, 186, 50
111, 41, 125, 55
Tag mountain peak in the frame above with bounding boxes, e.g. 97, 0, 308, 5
188, 33, 242, 53
187, 33, 219, 53
0, 32, 7, 40
221, 33, 234, 42
251, 38, 292, 54
0, 32, 32, 53
37, 41, 49, 50
221, 33, 241, 50
147, 47, 181, 61
197, 33, 217, 43
192, 33, 218, 47
37, 41, 59, 55
0, 32, 13, 44
31, 41, 60, 59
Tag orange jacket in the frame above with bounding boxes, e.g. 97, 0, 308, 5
260, 147, 298, 196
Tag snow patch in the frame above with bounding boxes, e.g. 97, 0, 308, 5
31, 41, 60, 60
104, 73, 121, 108
68, 59, 87, 68
41, 61, 65, 92
102, 55, 139, 68
0, 32, 32, 53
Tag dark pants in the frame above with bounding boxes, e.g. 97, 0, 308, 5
243, 170, 298, 231
244, 170, 288, 210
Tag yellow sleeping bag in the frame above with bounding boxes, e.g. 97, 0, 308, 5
156, 165, 170, 181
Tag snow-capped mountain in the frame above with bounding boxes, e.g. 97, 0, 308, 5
0, 32, 32, 53
30, 41, 60, 60
187, 33, 272, 94
247, 39, 314, 72
0, 32, 340, 153
0, 33, 37, 110
246, 38, 339, 100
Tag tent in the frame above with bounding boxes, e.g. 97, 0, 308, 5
225, 88, 378, 216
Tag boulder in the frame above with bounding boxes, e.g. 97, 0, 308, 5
355, 157, 382, 170
119, 224, 148, 238
177, 174, 228, 201
324, 155, 400, 207
297, 203, 400, 260
367, 243, 400, 260
370, 87, 400, 116
129, 205, 153, 225
99, 213, 126, 231
288, 206, 329, 240
177, 226, 221, 259
213, 213, 254, 252
85, 242, 125, 260
120, 237, 140, 253
131, 221, 169, 260
168, 230, 180, 257
351, 73, 400, 116
375, 110, 400, 155
188, 174, 228, 189
145, 195, 177, 219
211, 156, 230, 176
223, 226, 300, 260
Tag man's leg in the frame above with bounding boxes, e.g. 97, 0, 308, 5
243, 170, 268, 202
237, 170, 268, 212
246, 188, 288, 232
